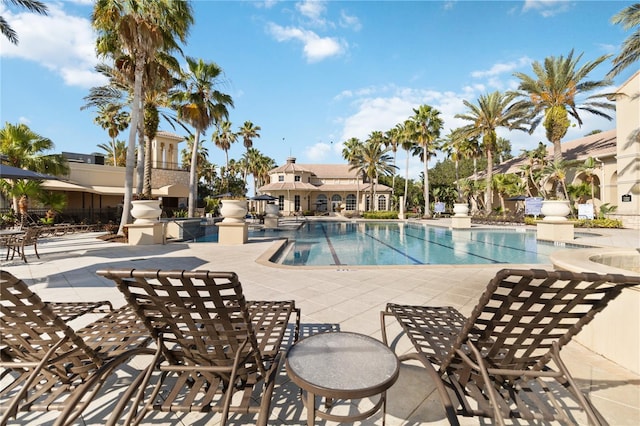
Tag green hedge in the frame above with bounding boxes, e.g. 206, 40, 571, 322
574, 218, 624, 228
362, 211, 398, 219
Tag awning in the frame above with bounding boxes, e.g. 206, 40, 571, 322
153, 184, 189, 198
41, 180, 98, 193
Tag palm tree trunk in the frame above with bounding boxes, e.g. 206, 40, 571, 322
484, 149, 493, 216
404, 148, 410, 210
117, 60, 143, 236
423, 156, 430, 217
188, 131, 201, 218
135, 108, 145, 196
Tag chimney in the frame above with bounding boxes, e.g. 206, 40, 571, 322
286, 157, 296, 164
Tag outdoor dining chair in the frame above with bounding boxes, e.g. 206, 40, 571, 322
97, 268, 301, 426
4, 227, 40, 263
0, 270, 153, 426
381, 268, 640, 426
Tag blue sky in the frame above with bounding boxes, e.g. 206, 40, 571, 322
0, 0, 636, 180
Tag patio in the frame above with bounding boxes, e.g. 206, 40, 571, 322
1, 222, 639, 425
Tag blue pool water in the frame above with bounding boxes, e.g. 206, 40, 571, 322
269, 221, 570, 266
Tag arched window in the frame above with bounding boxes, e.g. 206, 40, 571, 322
377, 195, 387, 211
346, 194, 356, 210
331, 194, 342, 212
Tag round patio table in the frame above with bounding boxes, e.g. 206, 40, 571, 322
286, 331, 399, 425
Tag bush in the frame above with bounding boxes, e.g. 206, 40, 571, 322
362, 211, 398, 219
574, 218, 624, 228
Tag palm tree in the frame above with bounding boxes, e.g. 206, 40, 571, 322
0, 179, 41, 226
576, 156, 599, 208
608, 4, 640, 79
238, 121, 261, 152
97, 140, 127, 166
456, 91, 528, 214
1, 0, 48, 44
213, 121, 238, 172
512, 50, 614, 168
398, 121, 414, 210
94, 103, 130, 166
93, 0, 193, 233
342, 137, 363, 214
410, 105, 443, 218
171, 57, 233, 217
348, 137, 396, 211
441, 128, 466, 201
237, 121, 261, 186
384, 126, 401, 204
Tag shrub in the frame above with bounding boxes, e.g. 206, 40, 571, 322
362, 211, 398, 219
574, 218, 623, 228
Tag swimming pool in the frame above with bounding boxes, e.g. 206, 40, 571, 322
265, 221, 574, 266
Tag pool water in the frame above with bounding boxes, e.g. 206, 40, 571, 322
268, 221, 568, 266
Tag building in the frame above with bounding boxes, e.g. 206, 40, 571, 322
258, 157, 393, 215
39, 131, 189, 221
474, 70, 640, 229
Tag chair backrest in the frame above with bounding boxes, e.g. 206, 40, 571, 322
445, 268, 640, 372
0, 271, 102, 378
96, 269, 264, 372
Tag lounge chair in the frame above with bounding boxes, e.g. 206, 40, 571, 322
0, 270, 153, 426
381, 268, 640, 426
97, 268, 301, 426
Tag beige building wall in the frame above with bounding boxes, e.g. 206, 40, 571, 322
614, 70, 640, 229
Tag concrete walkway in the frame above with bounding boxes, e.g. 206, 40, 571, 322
1, 221, 639, 425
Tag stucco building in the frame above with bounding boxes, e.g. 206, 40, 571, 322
258, 157, 393, 215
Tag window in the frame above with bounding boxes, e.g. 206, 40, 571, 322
346, 194, 356, 210
294, 175, 301, 182
278, 175, 284, 182
294, 195, 301, 211
316, 194, 327, 212
278, 195, 284, 210
378, 195, 387, 211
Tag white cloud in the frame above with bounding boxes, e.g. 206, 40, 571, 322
296, 0, 326, 23
339, 10, 362, 31
471, 57, 531, 79
304, 142, 332, 161
522, 0, 571, 17
266, 23, 345, 62
0, 3, 105, 88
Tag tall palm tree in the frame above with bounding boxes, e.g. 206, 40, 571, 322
342, 137, 363, 214
238, 121, 261, 186
410, 105, 443, 217
238, 121, 261, 152
348, 137, 396, 211
396, 121, 414, 211
384, 126, 400, 204
94, 103, 130, 166
512, 50, 614, 167
93, 0, 193, 233
441, 128, 469, 201
1, 0, 47, 44
456, 91, 527, 214
213, 121, 238, 178
608, 4, 640, 79
171, 57, 233, 217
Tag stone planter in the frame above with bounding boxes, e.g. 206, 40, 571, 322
453, 203, 469, 217
541, 200, 571, 221
220, 199, 248, 223
265, 203, 279, 218
130, 200, 162, 224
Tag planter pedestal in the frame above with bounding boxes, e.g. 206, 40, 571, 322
216, 222, 248, 245
450, 216, 471, 229
536, 221, 574, 241
264, 217, 279, 228
126, 223, 163, 245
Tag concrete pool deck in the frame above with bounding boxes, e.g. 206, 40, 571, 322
1, 220, 639, 425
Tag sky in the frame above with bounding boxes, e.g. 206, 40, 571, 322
0, 0, 636, 182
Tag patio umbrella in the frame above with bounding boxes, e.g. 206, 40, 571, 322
250, 194, 277, 201
0, 164, 58, 180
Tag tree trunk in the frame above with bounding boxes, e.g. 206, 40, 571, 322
188, 130, 201, 218
484, 148, 493, 216
117, 56, 144, 236
404, 149, 410, 210
423, 155, 431, 217
136, 110, 145, 196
